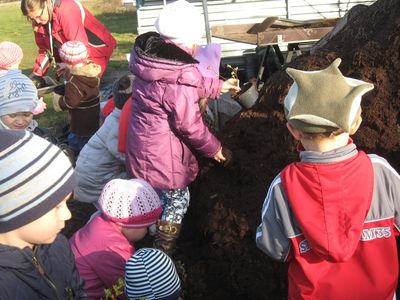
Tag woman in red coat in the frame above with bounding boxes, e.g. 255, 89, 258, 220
21, 0, 116, 84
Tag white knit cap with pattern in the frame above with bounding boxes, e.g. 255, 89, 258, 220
98, 178, 162, 228
154, 0, 204, 45
0, 130, 75, 233
125, 248, 181, 300
0, 69, 39, 116
0, 41, 23, 69
59, 41, 88, 65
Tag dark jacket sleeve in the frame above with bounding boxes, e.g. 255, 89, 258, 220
64, 237, 88, 299
52, 235, 89, 299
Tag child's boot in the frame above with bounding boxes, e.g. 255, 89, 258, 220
154, 220, 181, 256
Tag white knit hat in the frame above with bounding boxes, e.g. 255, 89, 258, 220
59, 41, 88, 65
0, 41, 23, 69
98, 178, 162, 228
0, 130, 75, 233
0, 70, 39, 116
125, 248, 181, 300
154, 0, 204, 45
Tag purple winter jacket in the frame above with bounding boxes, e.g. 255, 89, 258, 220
126, 32, 222, 190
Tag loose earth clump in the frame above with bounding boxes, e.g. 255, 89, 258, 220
64, 0, 400, 298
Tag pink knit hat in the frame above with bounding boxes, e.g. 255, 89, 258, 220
98, 178, 163, 228
0, 42, 23, 69
59, 41, 88, 65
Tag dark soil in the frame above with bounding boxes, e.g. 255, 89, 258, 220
63, 0, 400, 298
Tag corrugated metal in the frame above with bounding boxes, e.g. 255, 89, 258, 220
135, 0, 377, 58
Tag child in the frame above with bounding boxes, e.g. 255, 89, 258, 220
126, 0, 240, 256
53, 40, 101, 154
0, 70, 47, 132
69, 178, 163, 299
256, 58, 400, 299
0, 41, 46, 114
0, 41, 23, 76
74, 75, 133, 206
0, 129, 87, 299
125, 248, 181, 300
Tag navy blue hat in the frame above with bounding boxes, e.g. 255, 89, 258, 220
125, 248, 181, 300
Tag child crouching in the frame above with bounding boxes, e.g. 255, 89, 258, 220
125, 248, 181, 300
69, 178, 162, 299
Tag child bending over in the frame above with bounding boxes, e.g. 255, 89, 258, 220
74, 75, 133, 206
126, 0, 240, 256
125, 248, 181, 300
69, 178, 162, 299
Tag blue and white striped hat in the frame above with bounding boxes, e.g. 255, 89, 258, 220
125, 248, 181, 300
0, 70, 39, 116
0, 130, 75, 232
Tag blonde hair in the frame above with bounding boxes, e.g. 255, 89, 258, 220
21, 0, 45, 16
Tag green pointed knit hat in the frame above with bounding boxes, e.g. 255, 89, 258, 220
284, 58, 374, 133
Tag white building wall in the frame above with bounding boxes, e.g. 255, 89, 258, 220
135, 0, 376, 58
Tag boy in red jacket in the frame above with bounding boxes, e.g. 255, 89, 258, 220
256, 58, 400, 299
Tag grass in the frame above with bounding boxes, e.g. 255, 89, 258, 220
0, 0, 137, 127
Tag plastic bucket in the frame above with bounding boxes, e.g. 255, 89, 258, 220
237, 82, 259, 109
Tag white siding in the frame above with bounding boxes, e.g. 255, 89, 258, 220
135, 0, 376, 58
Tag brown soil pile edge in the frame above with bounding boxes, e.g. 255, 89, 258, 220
177, 0, 400, 299
63, 0, 400, 298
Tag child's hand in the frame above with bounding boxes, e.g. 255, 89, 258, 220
32, 97, 47, 115
56, 63, 67, 79
213, 148, 226, 164
221, 78, 240, 94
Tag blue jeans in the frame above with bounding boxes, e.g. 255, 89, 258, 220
157, 187, 190, 224
67, 133, 90, 152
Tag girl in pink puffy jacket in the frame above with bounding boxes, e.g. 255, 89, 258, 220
126, 0, 240, 256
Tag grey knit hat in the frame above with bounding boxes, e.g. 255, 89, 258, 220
0, 70, 38, 116
125, 248, 181, 300
284, 58, 374, 133
0, 130, 75, 233
112, 75, 134, 109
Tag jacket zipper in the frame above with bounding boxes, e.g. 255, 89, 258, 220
31, 253, 62, 300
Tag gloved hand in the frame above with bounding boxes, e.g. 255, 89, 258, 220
30, 75, 47, 89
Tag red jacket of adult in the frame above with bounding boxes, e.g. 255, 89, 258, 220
32, 0, 116, 77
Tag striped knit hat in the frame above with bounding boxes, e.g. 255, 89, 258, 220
0, 130, 75, 233
59, 41, 88, 65
0, 41, 23, 69
125, 248, 181, 300
0, 70, 39, 116
98, 178, 162, 229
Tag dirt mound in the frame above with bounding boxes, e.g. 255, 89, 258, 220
177, 0, 400, 298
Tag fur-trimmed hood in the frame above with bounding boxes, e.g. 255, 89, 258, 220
129, 32, 202, 85
69, 62, 101, 78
